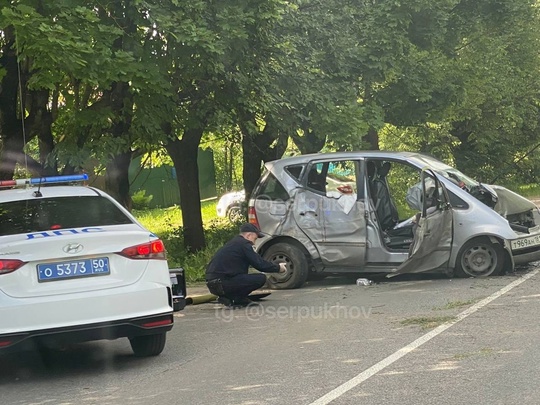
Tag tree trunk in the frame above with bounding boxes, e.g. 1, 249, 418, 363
364, 127, 380, 150
362, 82, 380, 150
449, 121, 475, 173
105, 151, 133, 209
27, 89, 56, 176
227, 144, 234, 190
102, 81, 134, 208
101, 2, 137, 208
242, 135, 265, 198
240, 115, 287, 198
291, 125, 326, 154
0, 26, 24, 180
166, 128, 206, 252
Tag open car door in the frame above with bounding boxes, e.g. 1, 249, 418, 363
390, 169, 453, 276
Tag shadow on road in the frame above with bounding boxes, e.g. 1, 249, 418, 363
302, 263, 538, 289
0, 341, 150, 384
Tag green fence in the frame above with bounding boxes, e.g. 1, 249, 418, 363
129, 149, 216, 208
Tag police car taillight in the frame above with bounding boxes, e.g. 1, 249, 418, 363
0, 260, 26, 274
119, 240, 167, 260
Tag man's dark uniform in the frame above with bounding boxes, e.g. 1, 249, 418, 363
206, 226, 279, 305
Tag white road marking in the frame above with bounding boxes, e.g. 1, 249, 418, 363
309, 270, 539, 405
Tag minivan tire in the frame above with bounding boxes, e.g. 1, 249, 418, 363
454, 237, 505, 278
263, 243, 309, 289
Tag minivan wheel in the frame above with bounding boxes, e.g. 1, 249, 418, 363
263, 243, 309, 289
455, 237, 504, 278
129, 333, 167, 357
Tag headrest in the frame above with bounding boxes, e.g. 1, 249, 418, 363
378, 161, 391, 178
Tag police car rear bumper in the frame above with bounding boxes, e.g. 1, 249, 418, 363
0, 312, 173, 353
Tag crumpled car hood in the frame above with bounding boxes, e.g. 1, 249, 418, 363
490, 185, 537, 216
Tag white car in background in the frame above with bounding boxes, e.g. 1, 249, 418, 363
216, 190, 245, 221
0, 175, 175, 356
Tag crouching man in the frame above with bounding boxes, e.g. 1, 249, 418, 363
205, 223, 286, 307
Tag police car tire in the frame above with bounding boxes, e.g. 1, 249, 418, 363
129, 333, 167, 357
264, 243, 309, 289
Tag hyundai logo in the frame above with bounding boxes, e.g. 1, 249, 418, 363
63, 243, 83, 254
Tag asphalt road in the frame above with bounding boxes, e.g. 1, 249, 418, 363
2, 265, 540, 405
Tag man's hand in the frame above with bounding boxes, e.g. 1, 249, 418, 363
278, 262, 287, 273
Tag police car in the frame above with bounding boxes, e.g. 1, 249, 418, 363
0, 175, 176, 356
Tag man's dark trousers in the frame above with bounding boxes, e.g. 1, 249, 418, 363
210, 273, 266, 300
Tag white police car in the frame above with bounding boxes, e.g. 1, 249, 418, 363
0, 175, 175, 356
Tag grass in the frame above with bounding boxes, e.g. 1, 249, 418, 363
134, 200, 244, 284
514, 184, 540, 198
452, 348, 495, 360
134, 199, 218, 234
433, 298, 480, 311
399, 316, 456, 330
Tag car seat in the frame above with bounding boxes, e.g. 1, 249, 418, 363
371, 162, 400, 231
369, 161, 414, 250
307, 167, 326, 193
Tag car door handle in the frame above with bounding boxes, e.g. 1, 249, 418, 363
300, 211, 318, 216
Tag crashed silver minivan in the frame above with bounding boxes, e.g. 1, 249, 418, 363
248, 151, 540, 289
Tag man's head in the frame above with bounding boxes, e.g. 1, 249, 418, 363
240, 223, 264, 241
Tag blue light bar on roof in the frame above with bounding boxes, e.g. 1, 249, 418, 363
0, 174, 88, 188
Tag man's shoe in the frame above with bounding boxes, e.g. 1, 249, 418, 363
217, 296, 233, 307
233, 297, 256, 307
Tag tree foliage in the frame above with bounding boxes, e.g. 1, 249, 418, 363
1, 0, 540, 251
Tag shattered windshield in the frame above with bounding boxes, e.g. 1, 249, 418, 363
413, 155, 479, 188
413, 154, 498, 208
436, 168, 479, 188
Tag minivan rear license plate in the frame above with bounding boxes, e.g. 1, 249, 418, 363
37, 257, 110, 282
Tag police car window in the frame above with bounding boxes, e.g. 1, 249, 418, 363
0, 196, 133, 236
256, 173, 290, 201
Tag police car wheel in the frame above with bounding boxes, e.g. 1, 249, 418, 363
129, 333, 167, 357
